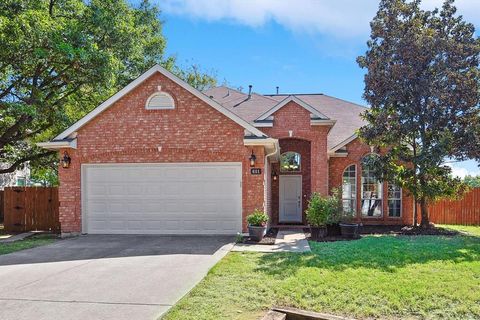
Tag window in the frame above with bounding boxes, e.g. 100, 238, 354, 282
145, 92, 175, 110
361, 155, 382, 217
342, 165, 356, 214
388, 184, 402, 217
16, 177, 26, 186
280, 152, 301, 172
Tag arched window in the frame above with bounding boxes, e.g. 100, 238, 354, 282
145, 92, 175, 110
361, 154, 383, 217
342, 165, 356, 214
388, 183, 402, 217
280, 152, 301, 172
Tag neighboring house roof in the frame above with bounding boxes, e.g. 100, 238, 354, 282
204, 86, 368, 150
39, 65, 267, 150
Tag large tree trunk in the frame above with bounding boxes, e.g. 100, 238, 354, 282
413, 198, 418, 227
419, 197, 430, 228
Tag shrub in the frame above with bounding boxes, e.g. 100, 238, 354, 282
306, 191, 342, 227
246, 209, 268, 227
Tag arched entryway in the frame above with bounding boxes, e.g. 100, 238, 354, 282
271, 138, 311, 225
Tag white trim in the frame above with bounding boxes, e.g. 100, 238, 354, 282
36, 139, 77, 150
329, 134, 358, 153
243, 138, 280, 161
341, 164, 357, 214
310, 119, 336, 126
253, 122, 273, 128
387, 183, 402, 218
328, 152, 348, 158
53, 64, 266, 141
279, 175, 303, 223
256, 96, 329, 121
145, 91, 175, 110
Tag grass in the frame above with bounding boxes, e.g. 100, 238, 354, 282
438, 224, 480, 237
163, 229, 480, 320
0, 234, 57, 255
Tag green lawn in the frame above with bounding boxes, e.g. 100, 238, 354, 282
0, 234, 57, 255
438, 224, 480, 237
163, 230, 480, 320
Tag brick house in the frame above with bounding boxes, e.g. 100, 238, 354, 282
39, 65, 413, 235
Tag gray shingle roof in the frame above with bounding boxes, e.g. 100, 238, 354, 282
204, 86, 367, 150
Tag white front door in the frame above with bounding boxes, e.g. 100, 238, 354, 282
279, 175, 302, 223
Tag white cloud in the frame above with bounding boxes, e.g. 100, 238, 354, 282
161, 0, 480, 38
446, 163, 480, 179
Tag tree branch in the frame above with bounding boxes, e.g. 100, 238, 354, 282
0, 151, 55, 174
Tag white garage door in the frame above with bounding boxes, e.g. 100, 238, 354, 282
82, 163, 242, 234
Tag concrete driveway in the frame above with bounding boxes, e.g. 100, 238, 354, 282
0, 235, 234, 320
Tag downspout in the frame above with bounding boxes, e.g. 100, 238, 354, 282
264, 139, 279, 228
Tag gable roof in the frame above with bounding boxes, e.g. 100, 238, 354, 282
53, 65, 266, 141
255, 95, 329, 121
204, 87, 367, 150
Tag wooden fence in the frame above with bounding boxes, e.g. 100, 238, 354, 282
0, 190, 4, 222
3, 187, 60, 233
427, 188, 480, 226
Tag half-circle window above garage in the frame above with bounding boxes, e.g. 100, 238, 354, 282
146, 92, 175, 110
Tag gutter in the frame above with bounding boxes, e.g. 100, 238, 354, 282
37, 139, 77, 150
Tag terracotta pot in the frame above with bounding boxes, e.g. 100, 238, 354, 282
339, 223, 360, 239
248, 225, 266, 241
310, 226, 327, 240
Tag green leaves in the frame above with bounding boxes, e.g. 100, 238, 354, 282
358, 0, 480, 226
0, 0, 216, 175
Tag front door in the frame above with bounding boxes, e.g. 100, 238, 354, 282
279, 175, 302, 223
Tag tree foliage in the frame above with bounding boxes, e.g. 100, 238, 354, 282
0, 0, 216, 175
357, 0, 480, 227
464, 175, 480, 188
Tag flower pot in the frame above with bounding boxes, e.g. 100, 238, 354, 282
326, 223, 341, 236
310, 226, 327, 240
339, 223, 360, 239
248, 225, 267, 241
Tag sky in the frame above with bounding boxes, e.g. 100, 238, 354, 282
151, 0, 479, 177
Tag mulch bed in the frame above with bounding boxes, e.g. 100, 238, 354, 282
306, 225, 459, 242
241, 228, 278, 245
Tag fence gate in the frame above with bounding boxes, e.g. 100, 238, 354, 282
3, 187, 60, 233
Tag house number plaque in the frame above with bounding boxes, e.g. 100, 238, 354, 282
250, 168, 262, 175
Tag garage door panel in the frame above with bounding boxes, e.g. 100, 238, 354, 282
83, 163, 242, 234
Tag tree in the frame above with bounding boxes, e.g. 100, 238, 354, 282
0, 0, 216, 175
357, 0, 480, 227
464, 175, 480, 188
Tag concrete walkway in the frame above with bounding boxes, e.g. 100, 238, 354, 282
0, 232, 37, 243
232, 230, 310, 253
0, 235, 234, 320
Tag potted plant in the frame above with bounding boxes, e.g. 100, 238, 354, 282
339, 209, 360, 239
306, 192, 338, 240
246, 209, 269, 241
325, 188, 342, 236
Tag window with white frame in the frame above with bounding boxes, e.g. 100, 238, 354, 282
388, 184, 402, 217
280, 152, 301, 172
342, 165, 356, 214
361, 155, 383, 217
145, 92, 175, 110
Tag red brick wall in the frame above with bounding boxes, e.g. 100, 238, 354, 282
58, 72, 265, 234
261, 101, 330, 195
328, 139, 414, 225
270, 138, 311, 224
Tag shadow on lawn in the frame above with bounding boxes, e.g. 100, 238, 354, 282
255, 234, 480, 275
